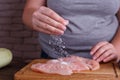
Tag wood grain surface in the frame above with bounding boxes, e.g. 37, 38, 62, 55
14, 59, 119, 80
114, 63, 120, 80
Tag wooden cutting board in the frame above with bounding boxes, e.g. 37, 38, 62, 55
14, 59, 119, 80
114, 63, 120, 80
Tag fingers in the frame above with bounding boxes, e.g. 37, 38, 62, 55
90, 41, 108, 55
39, 6, 68, 25
95, 49, 112, 62
33, 12, 66, 31
32, 18, 64, 35
92, 42, 112, 60
33, 25, 51, 34
103, 54, 117, 62
91, 41, 118, 62
32, 6, 69, 35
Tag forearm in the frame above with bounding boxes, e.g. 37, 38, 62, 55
111, 9, 120, 52
111, 26, 120, 52
22, 0, 46, 29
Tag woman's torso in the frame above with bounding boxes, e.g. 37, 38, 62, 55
39, 0, 120, 58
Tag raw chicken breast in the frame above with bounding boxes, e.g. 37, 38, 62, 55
31, 60, 73, 75
31, 56, 100, 75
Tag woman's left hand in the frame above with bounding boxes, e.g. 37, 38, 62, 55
90, 41, 118, 62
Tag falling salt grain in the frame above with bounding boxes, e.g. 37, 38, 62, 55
49, 35, 70, 57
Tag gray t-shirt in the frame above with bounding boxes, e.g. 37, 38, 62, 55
38, 0, 120, 58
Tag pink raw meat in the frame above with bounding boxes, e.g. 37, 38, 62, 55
31, 60, 73, 75
31, 56, 100, 75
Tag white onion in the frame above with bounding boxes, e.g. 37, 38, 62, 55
0, 48, 13, 68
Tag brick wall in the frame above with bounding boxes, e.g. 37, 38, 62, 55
0, 0, 41, 59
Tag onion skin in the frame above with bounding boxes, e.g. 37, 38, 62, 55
0, 48, 13, 68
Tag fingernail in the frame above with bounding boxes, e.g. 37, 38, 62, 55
93, 57, 96, 60
103, 59, 107, 62
90, 51, 93, 55
97, 59, 100, 62
59, 31, 64, 35
64, 20, 69, 25
62, 26, 66, 31
55, 30, 64, 35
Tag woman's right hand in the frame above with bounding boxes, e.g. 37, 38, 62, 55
32, 6, 69, 35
